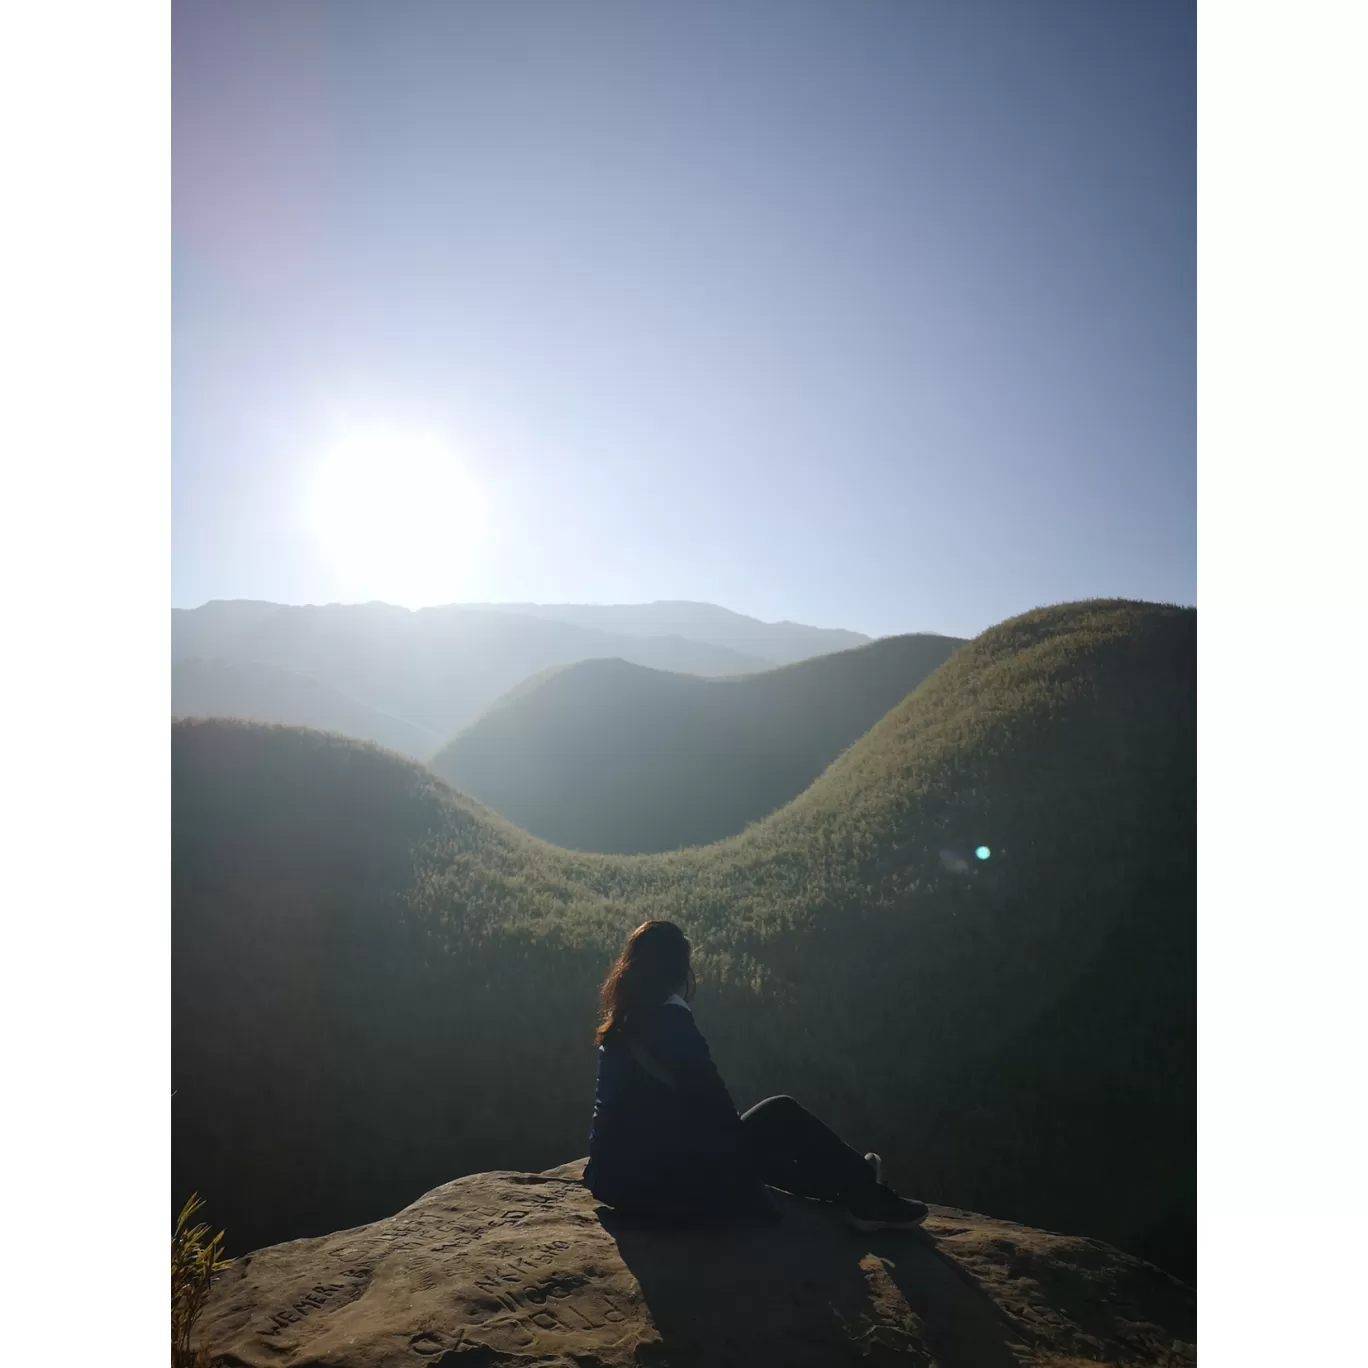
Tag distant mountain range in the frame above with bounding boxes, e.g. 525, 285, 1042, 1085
445, 600, 870, 666
431, 633, 965, 852
170, 599, 871, 752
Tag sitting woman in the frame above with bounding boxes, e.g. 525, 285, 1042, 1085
584, 919, 928, 1231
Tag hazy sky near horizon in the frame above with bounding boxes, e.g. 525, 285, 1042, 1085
173, 0, 1194, 639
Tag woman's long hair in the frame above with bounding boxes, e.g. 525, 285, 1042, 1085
595, 920, 695, 1045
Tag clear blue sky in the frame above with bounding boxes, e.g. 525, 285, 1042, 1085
172, 0, 1194, 639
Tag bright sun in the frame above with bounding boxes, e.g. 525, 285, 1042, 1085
305, 427, 492, 606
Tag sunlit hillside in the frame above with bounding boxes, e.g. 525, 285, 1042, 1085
172, 599, 1195, 1280
430, 632, 964, 851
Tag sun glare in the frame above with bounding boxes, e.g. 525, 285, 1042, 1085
305, 428, 492, 606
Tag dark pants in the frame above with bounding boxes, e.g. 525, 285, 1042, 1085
739, 1094, 877, 1202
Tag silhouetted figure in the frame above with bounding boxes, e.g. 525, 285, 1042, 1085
585, 920, 928, 1231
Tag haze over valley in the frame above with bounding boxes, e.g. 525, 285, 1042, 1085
171, 598, 865, 753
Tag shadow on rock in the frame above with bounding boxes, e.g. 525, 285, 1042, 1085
597, 1192, 1022, 1368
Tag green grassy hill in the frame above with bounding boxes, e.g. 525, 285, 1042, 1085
429, 633, 965, 852
172, 599, 1195, 1280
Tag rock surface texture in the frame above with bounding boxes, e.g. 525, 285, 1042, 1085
196, 1163, 1196, 1368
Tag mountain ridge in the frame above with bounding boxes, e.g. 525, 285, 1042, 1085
170, 599, 798, 744
439, 598, 871, 664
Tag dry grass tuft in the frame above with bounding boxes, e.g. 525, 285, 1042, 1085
172, 1193, 232, 1367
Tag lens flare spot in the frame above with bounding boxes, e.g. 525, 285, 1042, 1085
975, 846, 991, 861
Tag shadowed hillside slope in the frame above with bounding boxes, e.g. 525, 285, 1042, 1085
173, 599, 1195, 1283
430, 633, 965, 852
173, 657, 441, 760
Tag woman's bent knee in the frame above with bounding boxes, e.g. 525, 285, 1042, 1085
742, 1094, 801, 1122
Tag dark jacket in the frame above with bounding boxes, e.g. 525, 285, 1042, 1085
584, 1001, 745, 1214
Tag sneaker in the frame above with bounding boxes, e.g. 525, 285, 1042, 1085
842, 1181, 929, 1233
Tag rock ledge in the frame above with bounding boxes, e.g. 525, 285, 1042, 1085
196, 1162, 1195, 1367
